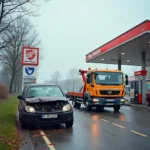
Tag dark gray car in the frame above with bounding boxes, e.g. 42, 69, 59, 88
18, 84, 73, 129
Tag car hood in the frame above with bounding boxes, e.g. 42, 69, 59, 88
25, 96, 67, 103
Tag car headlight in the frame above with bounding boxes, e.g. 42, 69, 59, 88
62, 104, 72, 112
25, 106, 35, 113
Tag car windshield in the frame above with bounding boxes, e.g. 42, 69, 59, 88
94, 71, 123, 85
26, 85, 64, 98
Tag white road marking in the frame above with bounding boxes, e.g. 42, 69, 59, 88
112, 123, 126, 129
101, 119, 109, 122
40, 130, 56, 150
130, 130, 147, 137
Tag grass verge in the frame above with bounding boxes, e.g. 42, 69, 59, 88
0, 96, 21, 150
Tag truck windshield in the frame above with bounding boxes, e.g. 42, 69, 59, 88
94, 72, 123, 85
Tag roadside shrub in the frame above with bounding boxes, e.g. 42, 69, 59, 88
0, 84, 8, 99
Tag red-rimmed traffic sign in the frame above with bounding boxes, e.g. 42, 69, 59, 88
22, 46, 39, 65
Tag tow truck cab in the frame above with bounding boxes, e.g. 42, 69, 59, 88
68, 68, 128, 112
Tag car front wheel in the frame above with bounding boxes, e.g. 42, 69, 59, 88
19, 113, 28, 129
20, 120, 28, 129
65, 120, 73, 128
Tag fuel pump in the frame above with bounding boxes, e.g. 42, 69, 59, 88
130, 80, 142, 104
130, 70, 147, 104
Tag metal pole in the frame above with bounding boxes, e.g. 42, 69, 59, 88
22, 78, 24, 92
118, 60, 121, 70
141, 51, 146, 104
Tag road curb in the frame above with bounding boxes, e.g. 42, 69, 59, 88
124, 104, 150, 109
20, 130, 35, 150
16, 111, 35, 150
124, 104, 131, 106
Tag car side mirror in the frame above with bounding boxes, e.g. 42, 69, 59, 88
65, 93, 70, 98
17, 95, 24, 100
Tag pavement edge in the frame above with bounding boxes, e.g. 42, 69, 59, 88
19, 130, 35, 150
16, 110, 35, 150
124, 103, 150, 109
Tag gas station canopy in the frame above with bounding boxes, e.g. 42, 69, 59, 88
86, 20, 150, 67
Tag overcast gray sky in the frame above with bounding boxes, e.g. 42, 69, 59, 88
32, 0, 150, 83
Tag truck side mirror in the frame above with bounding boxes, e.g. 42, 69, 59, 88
87, 78, 90, 84
87, 74, 90, 78
125, 75, 128, 85
87, 73, 91, 84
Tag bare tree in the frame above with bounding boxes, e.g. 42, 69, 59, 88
0, 0, 49, 50
51, 70, 62, 84
0, 64, 11, 85
0, 17, 41, 93
68, 68, 79, 92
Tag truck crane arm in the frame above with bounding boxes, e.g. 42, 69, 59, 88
79, 69, 88, 83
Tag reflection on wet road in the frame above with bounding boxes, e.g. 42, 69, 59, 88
27, 106, 150, 150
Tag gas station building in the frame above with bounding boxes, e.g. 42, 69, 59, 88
86, 20, 150, 104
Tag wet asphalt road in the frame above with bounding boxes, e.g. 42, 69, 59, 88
25, 106, 150, 150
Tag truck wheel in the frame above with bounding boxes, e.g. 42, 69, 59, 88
113, 106, 120, 112
72, 100, 78, 108
96, 106, 104, 112
96, 106, 100, 112
77, 103, 81, 109
85, 102, 92, 111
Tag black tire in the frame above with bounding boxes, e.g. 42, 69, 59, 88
96, 106, 104, 112
87, 105, 92, 111
65, 120, 73, 128
72, 101, 78, 108
85, 101, 92, 111
113, 106, 120, 112
72, 97, 78, 108
146, 101, 150, 106
20, 120, 28, 129
77, 103, 81, 109
96, 106, 100, 112
18, 112, 21, 122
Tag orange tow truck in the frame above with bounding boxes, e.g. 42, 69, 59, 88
67, 67, 128, 112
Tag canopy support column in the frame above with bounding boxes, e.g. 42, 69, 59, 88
141, 51, 146, 104
118, 60, 121, 70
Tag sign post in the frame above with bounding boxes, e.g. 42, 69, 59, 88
22, 46, 39, 90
